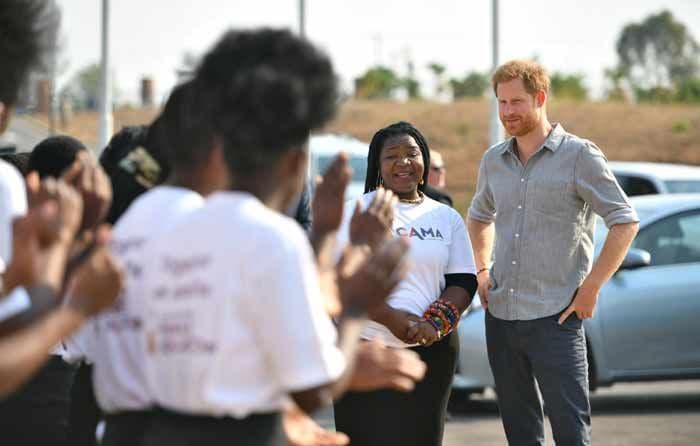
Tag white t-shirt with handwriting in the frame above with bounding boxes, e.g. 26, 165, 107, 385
140, 191, 345, 418
74, 186, 205, 413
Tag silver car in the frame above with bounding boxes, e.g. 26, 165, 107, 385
453, 194, 700, 398
610, 162, 700, 196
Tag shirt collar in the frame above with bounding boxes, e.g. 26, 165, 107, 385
500, 123, 566, 156
543, 123, 566, 152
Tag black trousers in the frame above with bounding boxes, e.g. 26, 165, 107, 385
103, 410, 154, 446
486, 309, 591, 446
334, 331, 459, 446
68, 363, 102, 446
0, 355, 76, 446
141, 409, 285, 446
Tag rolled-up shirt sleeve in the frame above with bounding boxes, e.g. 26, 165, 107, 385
575, 143, 639, 228
468, 157, 496, 223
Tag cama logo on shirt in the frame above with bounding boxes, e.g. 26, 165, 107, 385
395, 226, 444, 241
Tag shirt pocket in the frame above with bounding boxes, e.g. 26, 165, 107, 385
530, 179, 580, 221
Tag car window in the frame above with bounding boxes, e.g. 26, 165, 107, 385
664, 180, 700, 194
614, 174, 658, 196
316, 155, 366, 182
632, 210, 700, 266
593, 207, 656, 254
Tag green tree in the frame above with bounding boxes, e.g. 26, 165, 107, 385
427, 62, 446, 97
549, 72, 588, 100
449, 71, 488, 99
75, 63, 101, 109
676, 77, 700, 103
603, 67, 628, 101
634, 86, 675, 103
354, 65, 402, 99
403, 60, 421, 99
64, 63, 120, 110
615, 10, 700, 99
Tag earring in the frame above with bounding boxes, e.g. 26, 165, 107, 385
419, 178, 424, 185
377, 176, 384, 187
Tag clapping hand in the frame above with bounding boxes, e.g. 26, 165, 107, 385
66, 226, 123, 318
311, 152, 352, 236
60, 151, 112, 231
336, 237, 409, 315
349, 187, 395, 250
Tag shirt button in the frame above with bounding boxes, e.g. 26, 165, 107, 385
521, 178, 525, 182
517, 205, 522, 209
512, 260, 517, 265
509, 288, 514, 293
515, 233, 520, 237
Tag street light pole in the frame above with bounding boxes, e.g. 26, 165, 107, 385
489, 0, 504, 147
97, 0, 113, 153
298, 0, 306, 38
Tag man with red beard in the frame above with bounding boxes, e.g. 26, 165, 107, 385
467, 60, 639, 446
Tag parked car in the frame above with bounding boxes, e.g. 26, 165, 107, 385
308, 134, 368, 200
453, 194, 700, 399
0, 130, 18, 154
610, 161, 700, 196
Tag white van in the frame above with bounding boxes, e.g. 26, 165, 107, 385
309, 133, 369, 201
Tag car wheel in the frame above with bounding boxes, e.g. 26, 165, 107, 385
447, 387, 485, 413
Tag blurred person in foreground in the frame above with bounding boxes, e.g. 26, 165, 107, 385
0, 133, 116, 446
468, 60, 639, 446
129, 29, 418, 446
78, 72, 422, 446
0, 0, 122, 413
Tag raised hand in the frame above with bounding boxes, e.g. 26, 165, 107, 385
311, 152, 352, 236
66, 226, 123, 317
349, 187, 396, 250
336, 237, 409, 315
60, 151, 112, 231
25, 174, 83, 245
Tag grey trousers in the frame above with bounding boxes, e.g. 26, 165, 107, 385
485, 309, 591, 446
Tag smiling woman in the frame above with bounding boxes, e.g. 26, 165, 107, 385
334, 121, 478, 446
363, 121, 430, 200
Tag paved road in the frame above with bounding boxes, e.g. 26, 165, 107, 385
2, 114, 49, 153
445, 380, 700, 445
314, 381, 700, 445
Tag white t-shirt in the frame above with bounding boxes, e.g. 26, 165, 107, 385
69, 186, 205, 413
337, 191, 476, 348
141, 191, 345, 418
0, 159, 27, 273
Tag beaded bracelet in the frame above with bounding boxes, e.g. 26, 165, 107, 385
429, 302, 454, 329
424, 314, 442, 332
422, 307, 450, 338
421, 299, 462, 340
428, 306, 450, 330
437, 299, 461, 325
439, 304, 458, 324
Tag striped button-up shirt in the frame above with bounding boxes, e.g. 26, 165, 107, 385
468, 124, 639, 320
